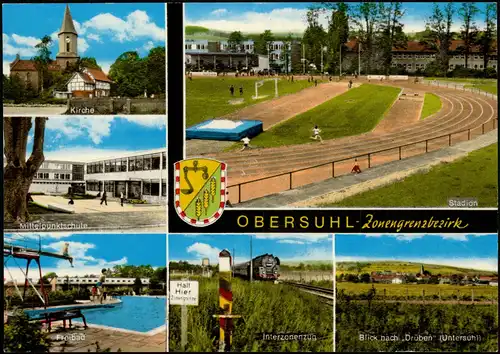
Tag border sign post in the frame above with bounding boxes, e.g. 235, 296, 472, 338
170, 279, 199, 351
214, 250, 241, 351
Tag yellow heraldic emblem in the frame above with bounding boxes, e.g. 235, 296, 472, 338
174, 158, 227, 226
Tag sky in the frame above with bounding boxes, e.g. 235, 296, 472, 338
4, 233, 167, 282
2, 3, 166, 75
185, 2, 494, 35
336, 234, 498, 271
19, 116, 167, 162
169, 234, 333, 265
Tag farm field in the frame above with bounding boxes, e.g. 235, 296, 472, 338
169, 277, 333, 352
320, 143, 498, 207
244, 84, 400, 148
420, 93, 442, 119
337, 282, 498, 300
336, 261, 495, 276
336, 300, 498, 352
186, 77, 323, 127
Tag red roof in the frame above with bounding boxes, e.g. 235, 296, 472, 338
345, 39, 496, 54
84, 67, 112, 83
10, 59, 61, 72
79, 72, 94, 84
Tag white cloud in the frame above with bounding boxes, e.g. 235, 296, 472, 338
86, 33, 102, 43
83, 10, 165, 43
362, 234, 488, 242
211, 9, 228, 16
277, 240, 305, 245
186, 242, 220, 264
3, 60, 11, 75
78, 37, 89, 54
335, 256, 498, 272
143, 40, 155, 51
281, 246, 333, 263
254, 234, 331, 243
3, 33, 39, 57
186, 8, 314, 34
44, 115, 165, 146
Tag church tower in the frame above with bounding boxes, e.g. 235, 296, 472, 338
56, 4, 80, 68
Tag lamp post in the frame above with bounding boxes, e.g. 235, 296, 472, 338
321, 46, 327, 76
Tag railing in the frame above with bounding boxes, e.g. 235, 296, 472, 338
227, 117, 498, 204
423, 79, 498, 101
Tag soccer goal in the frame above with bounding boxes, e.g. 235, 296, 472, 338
253, 78, 279, 100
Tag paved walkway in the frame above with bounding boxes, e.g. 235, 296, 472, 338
3, 105, 67, 116
234, 130, 497, 208
48, 324, 166, 352
32, 195, 165, 214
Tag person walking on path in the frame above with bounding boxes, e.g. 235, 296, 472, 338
120, 191, 124, 207
239, 86, 243, 96
351, 159, 362, 174
315, 79, 318, 87
310, 125, 324, 143
100, 191, 107, 206
348, 80, 353, 89
240, 136, 252, 151
229, 85, 235, 96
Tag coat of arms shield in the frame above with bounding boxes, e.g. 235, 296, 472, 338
174, 158, 227, 226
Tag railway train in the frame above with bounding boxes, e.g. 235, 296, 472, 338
233, 254, 280, 280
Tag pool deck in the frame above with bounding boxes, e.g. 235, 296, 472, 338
48, 323, 166, 352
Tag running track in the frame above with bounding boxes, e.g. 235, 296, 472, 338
206, 81, 498, 204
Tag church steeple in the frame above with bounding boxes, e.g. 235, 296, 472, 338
56, 4, 79, 68
59, 4, 78, 35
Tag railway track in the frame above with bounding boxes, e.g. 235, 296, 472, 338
283, 281, 334, 304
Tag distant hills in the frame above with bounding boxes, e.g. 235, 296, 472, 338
185, 25, 303, 41
336, 261, 497, 276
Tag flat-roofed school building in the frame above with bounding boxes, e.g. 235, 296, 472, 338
30, 160, 85, 195
84, 148, 167, 204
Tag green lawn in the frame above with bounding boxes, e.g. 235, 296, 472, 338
464, 83, 498, 94
186, 77, 321, 127
426, 77, 498, 95
319, 143, 498, 207
420, 93, 442, 119
226, 84, 400, 149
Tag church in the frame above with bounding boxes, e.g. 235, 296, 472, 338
9, 4, 112, 98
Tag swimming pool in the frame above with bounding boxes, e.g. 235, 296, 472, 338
25, 296, 166, 333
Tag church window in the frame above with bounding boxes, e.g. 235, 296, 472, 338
66, 36, 71, 52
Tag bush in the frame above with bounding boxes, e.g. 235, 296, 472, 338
4, 313, 51, 352
128, 199, 147, 204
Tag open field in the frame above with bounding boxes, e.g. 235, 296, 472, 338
337, 300, 498, 352
421, 93, 442, 119
169, 278, 333, 352
186, 77, 323, 127
242, 84, 400, 148
336, 261, 496, 276
465, 83, 498, 94
337, 282, 498, 300
320, 143, 498, 207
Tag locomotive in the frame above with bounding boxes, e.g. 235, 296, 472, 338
233, 254, 280, 280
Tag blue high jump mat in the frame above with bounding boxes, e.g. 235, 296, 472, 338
186, 119, 263, 141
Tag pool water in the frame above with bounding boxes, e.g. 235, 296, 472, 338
25, 296, 166, 333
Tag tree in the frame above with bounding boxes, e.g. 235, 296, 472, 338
283, 33, 294, 75
39, 272, 58, 285
377, 2, 407, 75
133, 277, 142, 295
422, 3, 455, 76
145, 47, 166, 95
4, 313, 51, 352
78, 57, 101, 70
303, 9, 327, 72
350, 3, 379, 74
228, 31, 244, 53
477, 3, 497, 76
321, 2, 350, 75
458, 2, 480, 69
108, 51, 147, 97
256, 30, 275, 56
4, 117, 48, 224
360, 273, 371, 283
32, 35, 53, 93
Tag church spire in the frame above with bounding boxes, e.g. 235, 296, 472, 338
59, 4, 78, 35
